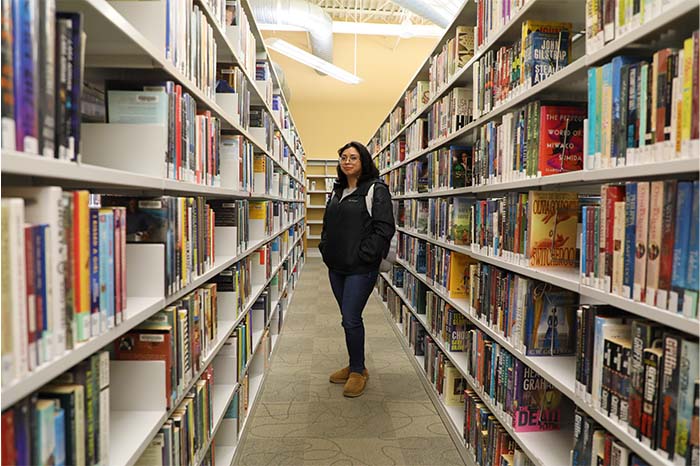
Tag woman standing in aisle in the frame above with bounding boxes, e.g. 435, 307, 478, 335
319, 141, 396, 398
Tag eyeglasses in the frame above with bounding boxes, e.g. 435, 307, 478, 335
339, 156, 360, 164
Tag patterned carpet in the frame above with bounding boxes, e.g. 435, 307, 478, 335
233, 258, 465, 466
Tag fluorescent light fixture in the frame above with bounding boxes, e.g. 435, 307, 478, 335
265, 37, 362, 84
258, 22, 445, 38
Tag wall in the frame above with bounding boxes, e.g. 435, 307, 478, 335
264, 31, 438, 159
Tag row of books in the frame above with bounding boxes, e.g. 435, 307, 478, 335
2, 189, 127, 386
216, 64, 252, 130
102, 195, 216, 297
587, 36, 700, 170
428, 26, 475, 97
102, 82, 222, 185
114, 283, 219, 409
135, 367, 214, 466
427, 87, 473, 146
472, 20, 572, 119
584, 0, 689, 53
1, 351, 110, 466
381, 281, 538, 466
225, 0, 256, 80
255, 60, 273, 107
581, 181, 699, 317
572, 408, 667, 466
1, 1, 85, 159
474, 0, 527, 52
575, 304, 699, 463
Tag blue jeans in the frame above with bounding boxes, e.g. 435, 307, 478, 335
328, 270, 379, 374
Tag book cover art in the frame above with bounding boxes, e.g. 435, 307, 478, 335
527, 191, 579, 268
448, 252, 474, 299
512, 360, 561, 432
523, 30, 571, 87
524, 283, 578, 356
520, 21, 573, 82
537, 104, 586, 175
449, 145, 471, 188
101, 196, 172, 243
451, 197, 472, 245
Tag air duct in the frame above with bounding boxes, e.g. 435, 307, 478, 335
249, 0, 334, 66
390, 0, 451, 28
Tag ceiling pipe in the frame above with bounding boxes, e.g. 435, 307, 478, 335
249, 0, 334, 75
389, 0, 452, 28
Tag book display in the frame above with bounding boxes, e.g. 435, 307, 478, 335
372, 1, 699, 466
1, 0, 306, 464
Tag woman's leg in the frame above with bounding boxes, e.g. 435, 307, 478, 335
338, 271, 379, 373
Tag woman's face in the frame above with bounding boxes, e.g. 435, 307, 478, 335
339, 146, 362, 178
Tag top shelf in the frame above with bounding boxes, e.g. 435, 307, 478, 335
369, 0, 699, 156
56, 0, 305, 173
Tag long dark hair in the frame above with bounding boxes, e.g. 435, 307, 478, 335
335, 141, 380, 191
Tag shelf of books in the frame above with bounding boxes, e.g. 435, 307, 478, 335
369, 0, 700, 465
305, 159, 336, 254
0, 0, 309, 463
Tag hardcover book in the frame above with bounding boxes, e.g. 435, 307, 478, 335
537, 104, 586, 176
524, 283, 578, 356
512, 360, 561, 432
527, 191, 579, 268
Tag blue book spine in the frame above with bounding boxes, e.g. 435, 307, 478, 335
89, 208, 100, 337
671, 181, 693, 313
98, 211, 114, 331
14, 400, 31, 465
12, 0, 37, 153
611, 56, 636, 162
683, 181, 699, 318
54, 407, 66, 466
623, 182, 637, 298
34, 224, 48, 363
587, 68, 598, 159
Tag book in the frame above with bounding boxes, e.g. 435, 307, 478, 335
527, 191, 579, 268
524, 284, 578, 356
12, 0, 39, 154
1, 0, 15, 150
537, 104, 586, 176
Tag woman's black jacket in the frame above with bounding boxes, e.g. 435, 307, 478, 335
319, 177, 395, 275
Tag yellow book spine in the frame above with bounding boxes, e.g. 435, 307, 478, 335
682, 38, 693, 143
77, 191, 90, 340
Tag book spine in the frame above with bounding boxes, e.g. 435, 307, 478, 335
674, 339, 699, 464
33, 224, 48, 365
612, 201, 626, 295
658, 333, 682, 456
670, 181, 693, 313
37, 0, 55, 157
623, 183, 637, 299
633, 182, 650, 302
1, 0, 15, 151
12, 0, 38, 154
657, 180, 678, 309
682, 180, 699, 318
640, 347, 662, 448
645, 181, 665, 306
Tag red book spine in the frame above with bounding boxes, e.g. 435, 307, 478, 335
1, 410, 15, 465
605, 185, 625, 284
655, 49, 671, 144
24, 226, 36, 367
657, 180, 677, 307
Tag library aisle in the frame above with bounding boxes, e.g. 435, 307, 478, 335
233, 258, 465, 466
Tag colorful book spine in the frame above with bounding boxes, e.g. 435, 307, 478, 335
98, 210, 115, 332
623, 182, 637, 299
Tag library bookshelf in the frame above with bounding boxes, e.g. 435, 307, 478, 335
370, 0, 700, 465
1, 0, 308, 464
305, 159, 337, 256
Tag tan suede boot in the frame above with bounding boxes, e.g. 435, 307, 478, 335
343, 372, 368, 397
329, 367, 369, 384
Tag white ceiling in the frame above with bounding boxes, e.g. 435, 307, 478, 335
313, 0, 464, 25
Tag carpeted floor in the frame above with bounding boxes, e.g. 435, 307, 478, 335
233, 257, 465, 466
